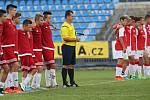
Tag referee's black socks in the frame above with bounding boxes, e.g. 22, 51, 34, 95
62, 68, 67, 85
68, 68, 74, 85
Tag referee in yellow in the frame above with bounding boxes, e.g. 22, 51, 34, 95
60, 10, 79, 88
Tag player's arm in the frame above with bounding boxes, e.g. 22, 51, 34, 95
119, 27, 126, 52
61, 27, 79, 42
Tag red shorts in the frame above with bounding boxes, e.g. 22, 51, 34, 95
42, 49, 55, 65
34, 51, 43, 66
20, 55, 36, 71
2, 47, 18, 64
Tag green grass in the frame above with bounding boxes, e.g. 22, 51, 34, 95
1, 69, 150, 100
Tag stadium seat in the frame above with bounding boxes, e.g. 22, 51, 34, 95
62, 0, 68, 5
101, 4, 107, 10
76, 0, 83, 4
55, 37, 62, 42
85, 36, 95, 41
29, 6, 35, 12
43, 5, 49, 11
0, 1, 4, 6
19, 0, 26, 6
41, 0, 47, 5
34, 0, 40, 6
90, 29, 97, 35
79, 5, 86, 10
5, 0, 11, 6
84, 0, 90, 4
105, 0, 111, 3
26, 0, 33, 6
55, 0, 61, 5
69, 0, 75, 4
87, 5, 93, 10
95, 23, 102, 28
64, 5, 71, 10
74, 23, 80, 29
90, 0, 97, 4
12, 0, 18, 6
93, 4, 100, 10
36, 6, 42, 11
80, 23, 88, 29
97, 0, 103, 3
85, 17, 92, 22
22, 6, 28, 12
76, 11, 82, 16
47, 0, 54, 5
51, 5, 56, 11
72, 5, 78, 10
105, 10, 111, 15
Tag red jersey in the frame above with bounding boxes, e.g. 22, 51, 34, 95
137, 27, 146, 50
18, 29, 33, 56
131, 26, 137, 50
2, 19, 16, 47
115, 27, 127, 50
145, 24, 150, 46
32, 25, 42, 50
125, 26, 131, 47
0, 24, 3, 53
41, 22, 54, 49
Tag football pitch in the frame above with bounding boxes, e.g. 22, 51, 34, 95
0, 69, 150, 100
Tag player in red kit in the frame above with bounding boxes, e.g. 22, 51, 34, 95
114, 16, 128, 80
41, 11, 57, 87
1, 4, 20, 93
31, 14, 44, 89
18, 19, 37, 92
0, 9, 7, 96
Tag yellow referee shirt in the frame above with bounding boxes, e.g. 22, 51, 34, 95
60, 22, 76, 46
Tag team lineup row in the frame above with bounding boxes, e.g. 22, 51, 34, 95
114, 14, 150, 81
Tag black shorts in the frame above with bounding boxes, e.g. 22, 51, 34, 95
62, 44, 76, 65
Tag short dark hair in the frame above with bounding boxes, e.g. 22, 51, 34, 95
120, 16, 128, 21
135, 17, 141, 22
145, 14, 150, 20
43, 11, 52, 19
6, 4, 17, 13
35, 14, 43, 22
65, 10, 73, 19
0, 9, 6, 17
12, 12, 21, 20
23, 19, 32, 26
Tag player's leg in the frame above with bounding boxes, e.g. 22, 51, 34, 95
143, 50, 149, 78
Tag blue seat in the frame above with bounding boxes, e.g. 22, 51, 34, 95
76, 11, 82, 16
74, 23, 80, 29
80, 23, 88, 29
76, 0, 83, 4
27, 0, 32, 6
85, 17, 92, 22
90, 0, 97, 4
55, 0, 61, 5
22, 6, 28, 12
78, 17, 84, 22
93, 4, 99, 9
105, 10, 111, 15
12, 0, 18, 6
84, 0, 89, 4
62, 0, 68, 4
64, 5, 71, 10
96, 23, 102, 28
97, 0, 103, 3
90, 11, 96, 16
0, 1, 4, 6
41, 0, 47, 5
19, 0, 26, 6
56, 17, 62, 22
17, 6, 21, 11
101, 16, 107, 21
51, 5, 56, 11
97, 10, 103, 15
101, 4, 107, 10
83, 11, 89, 16
92, 17, 99, 22
36, 6, 42, 11
105, 0, 111, 3
72, 5, 78, 10
29, 6, 35, 11
34, 0, 40, 6
85, 36, 95, 41
47, 0, 54, 5
43, 6, 49, 11
79, 5, 86, 10
90, 29, 97, 35
69, 0, 75, 4
87, 5, 93, 10
57, 5, 63, 11
5, 1, 11, 6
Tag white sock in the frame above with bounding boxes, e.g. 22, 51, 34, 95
50, 69, 57, 86
143, 65, 148, 77
132, 64, 137, 76
45, 69, 51, 87
31, 73, 37, 87
9, 73, 14, 87
12, 72, 19, 87
137, 65, 142, 77
115, 65, 122, 76
129, 64, 134, 76
36, 73, 42, 88
124, 66, 129, 77
147, 66, 150, 76
23, 74, 33, 87
0, 82, 5, 88
5, 72, 10, 88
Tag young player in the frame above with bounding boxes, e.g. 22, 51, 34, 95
0, 9, 7, 96
1, 4, 20, 93
114, 16, 128, 80
31, 14, 44, 89
18, 19, 37, 91
143, 14, 150, 78
41, 11, 57, 88
4, 12, 22, 93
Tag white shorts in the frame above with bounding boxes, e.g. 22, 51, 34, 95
146, 46, 150, 57
137, 50, 144, 58
115, 50, 128, 59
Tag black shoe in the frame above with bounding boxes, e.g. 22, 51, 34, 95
63, 81, 70, 88
0, 88, 4, 96
70, 82, 79, 87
